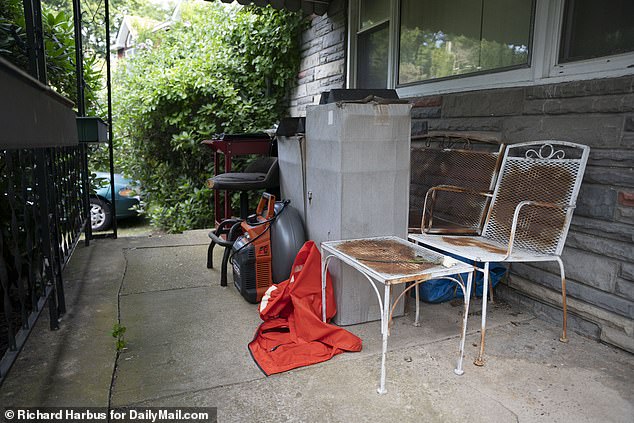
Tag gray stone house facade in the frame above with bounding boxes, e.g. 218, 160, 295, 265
286, 0, 634, 353
288, 6, 347, 116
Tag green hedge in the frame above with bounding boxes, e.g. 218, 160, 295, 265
0, 0, 101, 112
113, 2, 304, 232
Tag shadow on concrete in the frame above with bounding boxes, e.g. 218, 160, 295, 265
1, 230, 632, 422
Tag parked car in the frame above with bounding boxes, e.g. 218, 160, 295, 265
90, 172, 142, 231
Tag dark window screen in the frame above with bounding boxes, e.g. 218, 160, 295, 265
357, 22, 389, 89
559, 0, 634, 63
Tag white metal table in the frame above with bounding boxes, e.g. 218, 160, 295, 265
320, 236, 474, 394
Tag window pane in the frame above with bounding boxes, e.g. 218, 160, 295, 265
481, 0, 531, 70
360, 0, 390, 30
357, 22, 389, 88
398, 0, 532, 85
559, 0, 634, 63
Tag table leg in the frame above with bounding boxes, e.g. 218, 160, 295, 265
321, 253, 327, 322
454, 271, 473, 375
414, 281, 421, 327
321, 254, 335, 323
474, 262, 490, 366
378, 284, 391, 395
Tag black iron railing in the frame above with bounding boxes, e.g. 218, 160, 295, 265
0, 145, 88, 382
0, 0, 113, 384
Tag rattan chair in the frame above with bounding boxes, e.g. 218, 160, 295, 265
410, 140, 590, 366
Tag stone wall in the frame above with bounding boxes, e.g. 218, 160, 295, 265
407, 76, 634, 352
288, 6, 346, 117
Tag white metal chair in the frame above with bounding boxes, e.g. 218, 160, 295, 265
409, 140, 590, 366
417, 143, 505, 235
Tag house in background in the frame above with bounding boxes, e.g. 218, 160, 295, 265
111, 1, 183, 60
111, 15, 161, 59
279, 0, 634, 354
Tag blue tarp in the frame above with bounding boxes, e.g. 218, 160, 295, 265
412, 253, 508, 303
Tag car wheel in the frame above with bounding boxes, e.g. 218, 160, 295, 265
90, 198, 112, 232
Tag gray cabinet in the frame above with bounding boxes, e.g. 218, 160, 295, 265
305, 102, 412, 325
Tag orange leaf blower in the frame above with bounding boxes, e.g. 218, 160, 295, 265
231, 193, 278, 303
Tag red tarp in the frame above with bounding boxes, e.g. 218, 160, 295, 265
248, 241, 362, 375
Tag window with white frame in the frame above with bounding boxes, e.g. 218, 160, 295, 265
399, 0, 533, 85
348, 0, 634, 94
357, 0, 390, 88
558, 0, 634, 64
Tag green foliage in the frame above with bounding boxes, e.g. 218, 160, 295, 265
46, 0, 175, 58
113, 2, 304, 232
42, 7, 102, 114
0, 0, 26, 67
399, 27, 528, 84
1, 0, 29, 70
111, 323, 127, 351
0, 0, 102, 114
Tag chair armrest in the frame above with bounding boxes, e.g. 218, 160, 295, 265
421, 185, 493, 233
209, 218, 243, 246
216, 218, 242, 232
505, 200, 575, 259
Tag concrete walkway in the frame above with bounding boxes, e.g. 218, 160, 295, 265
1, 230, 632, 422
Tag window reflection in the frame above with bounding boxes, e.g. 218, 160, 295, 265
358, 22, 389, 89
398, 0, 532, 85
360, 0, 390, 30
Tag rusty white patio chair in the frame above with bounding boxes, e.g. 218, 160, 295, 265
414, 141, 505, 236
411, 140, 505, 302
409, 140, 590, 366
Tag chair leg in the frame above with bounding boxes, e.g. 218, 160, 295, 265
220, 221, 244, 288
556, 257, 569, 343
239, 192, 249, 219
207, 240, 215, 269
454, 271, 473, 375
220, 246, 231, 287
488, 269, 495, 303
474, 262, 490, 366
414, 281, 421, 327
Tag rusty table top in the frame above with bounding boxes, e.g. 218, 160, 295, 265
321, 236, 473, 285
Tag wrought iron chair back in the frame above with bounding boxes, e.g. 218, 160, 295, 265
482, 141, 590, 256
414, 140, 504, 235
409, 139, 591, 368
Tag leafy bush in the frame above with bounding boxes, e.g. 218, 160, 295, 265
0, 0, 102, 113
113, 2, 304, 232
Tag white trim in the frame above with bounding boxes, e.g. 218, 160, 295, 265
397, 68, 534, 97
541, 0, 564, 77
542, 0, 634, 79
387, 0, 399, 89
358, 19, 389, 34
259, 285, 278, 313
550, 53, 634, 79
348, 0, 634, 97
346, 0, 358, 88
397, 65, 634, 98
350, 0, 397, 89
530, 0, 555, 80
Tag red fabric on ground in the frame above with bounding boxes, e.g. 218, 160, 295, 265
248, 241, 362, 375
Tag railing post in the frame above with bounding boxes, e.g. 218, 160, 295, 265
83, 144, 92, 244
22, 0, 47, 83
35, 149, 60, 330
49, 149, 67, 317
0, 227, 17, 353
105, 0, 118, 239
